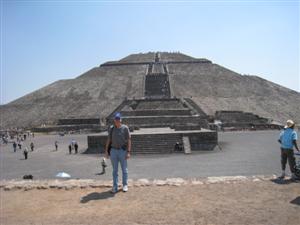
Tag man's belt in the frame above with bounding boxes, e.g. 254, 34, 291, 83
112, 145, 127, 150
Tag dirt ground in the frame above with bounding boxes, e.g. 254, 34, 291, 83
1, 180, 300, 225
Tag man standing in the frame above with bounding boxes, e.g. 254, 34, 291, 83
13, 142, 17, 152
278, 120, 299, 180
68, 144, 72, 154
74, 142, 78, 154
23, 147, 28, 160
105, 112, 131, 193
30, 142, 34, 151
55, 141, 58, 151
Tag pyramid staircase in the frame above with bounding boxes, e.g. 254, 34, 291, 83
86, 52, 218, 154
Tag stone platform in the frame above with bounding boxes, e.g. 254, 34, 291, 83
106, 98, 209, 129
86, 127, 217, 154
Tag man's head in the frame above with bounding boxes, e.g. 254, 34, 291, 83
285, 120, 295, 129
114, 112, 122, 126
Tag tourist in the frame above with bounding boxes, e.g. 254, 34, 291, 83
71, 139, 76, 149
13, 142, 17, 152
18, 141, 22, 150
105, 112, 131, 193
30, 142, 34, 151
278, 120, 299, 180
23, 147, 28, 160
74, 142, 78, 154
55, 141, 58, 151
174, 142, 183, 152
101, 157, 107, 174
68, 144, 72, 154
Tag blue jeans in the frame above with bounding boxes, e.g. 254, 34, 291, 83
110, 148, 128, 191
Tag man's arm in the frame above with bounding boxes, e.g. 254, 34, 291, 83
293, 140, 299, 152
278, 131, 283, 144
105, 126, 113, 158
292, 131, 299, 152
105, 138, 110, 158
126, 138, 131, 159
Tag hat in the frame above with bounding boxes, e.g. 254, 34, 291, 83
284, 120, 294, 129
114, 112, 121, 120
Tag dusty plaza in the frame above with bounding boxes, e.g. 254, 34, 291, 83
0, 131, 296, 180
1, 50, 300, 224
1, 0, 300, 222
1, 130, 300, 225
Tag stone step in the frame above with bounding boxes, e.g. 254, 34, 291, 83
132, 148, 172, 152
182, 136, 191, 154
131, 133, 181, 154
86, 130, 218, 154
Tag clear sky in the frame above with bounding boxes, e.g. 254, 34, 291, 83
1, 0, 299, 104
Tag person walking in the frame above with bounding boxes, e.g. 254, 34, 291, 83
23, 147, 28, 160
30, 142, 34, 151
101, 157, 107, 174
105, 112, 131, 193
68, 144, 72, 154
55, 141, 58, 151
71, 139, 76, 150
74, 142, 78, 154
278, 120, 299, 180
13, 142, 17, 152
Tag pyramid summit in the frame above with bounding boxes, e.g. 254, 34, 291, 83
1, 51, 299, 129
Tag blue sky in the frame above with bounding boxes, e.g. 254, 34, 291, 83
1, 0, 299, 104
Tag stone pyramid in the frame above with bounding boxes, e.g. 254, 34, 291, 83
1, 52, 299, 129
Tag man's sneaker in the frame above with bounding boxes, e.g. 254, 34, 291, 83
111, 188, 118, 194
278, 172, 285, 179
123, 185, 128, 192
291, 174, 298, 181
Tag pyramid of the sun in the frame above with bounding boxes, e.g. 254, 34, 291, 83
1, 52, 299, 129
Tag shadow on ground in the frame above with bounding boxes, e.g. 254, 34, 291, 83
95, 172, 105, 175
271, 178, 299, 185
290, 196, 300, 206
80, 191, 114, 203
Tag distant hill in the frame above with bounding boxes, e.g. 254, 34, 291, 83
1, 52, 299, 129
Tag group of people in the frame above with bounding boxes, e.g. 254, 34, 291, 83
68, 140, 79, 154
103, 113, 299, 194
10, 136, 80, 159
10, 133, 35, 160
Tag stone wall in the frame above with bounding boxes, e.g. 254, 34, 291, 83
86, 130, 217, 154
32, 124, 102, 133
134, 99, 185, 110
188, 132, 218, 151
215, 111, 269, 124
121, 109, 192, 117
121, 116, 206, 128
184, 98, 208, 117
58, 118, 100, 125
